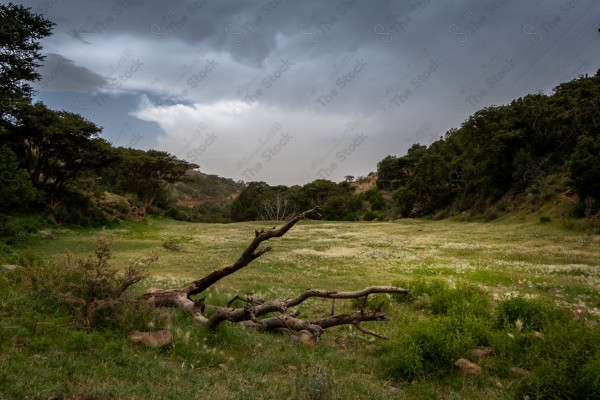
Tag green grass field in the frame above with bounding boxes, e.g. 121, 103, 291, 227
1, 216, 599, 399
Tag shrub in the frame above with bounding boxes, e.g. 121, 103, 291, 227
539, 216, 551, 223
363, 211, 376, 221
296, 364, 333, 400
515, 321, 600, 399
26, 237, 156, 329
392, 278, 491, 319
495, 296, 570, 332
0, 214, 26, 245
383, 314, 494, 381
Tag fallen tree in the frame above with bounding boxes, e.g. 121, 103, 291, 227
143, 207, 409, 341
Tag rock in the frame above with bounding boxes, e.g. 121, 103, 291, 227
510, 367, 531, 376
470, 347, 494, 362
533, 331, 544, 338
129, 329, 173, 348
292, 330, 318, 347
572, 305, 588, 320
454, 358, 482, 376
1, 264, 21, 271
587, 319, 598, 328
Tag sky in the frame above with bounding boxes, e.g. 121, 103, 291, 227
14, 0, 600, 185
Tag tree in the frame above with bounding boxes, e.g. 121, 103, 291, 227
258, 190, 297, 221
143, 208, 409, 341
0, 144, 36, 209
106, 147, 198, 214
231, 181, 270, 221
10, 102, 114, 199
0, 3, 54, 124
569, 135, 600, 202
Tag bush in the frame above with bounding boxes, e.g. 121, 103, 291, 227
392, 278, 491, 319
515, 321, 600, 399
384, 314, 494, 381
363, 211, 376, 221
0, 214, 26, 245
495, 296, 570, 332
26, 237, 156, 329
539, 216, 551, 223
295, 364, 333, 400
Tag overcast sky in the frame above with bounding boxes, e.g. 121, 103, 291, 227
15, 0, 600, 185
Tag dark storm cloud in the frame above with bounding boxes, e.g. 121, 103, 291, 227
15, 0, 600, 184
33, 53, 107, 92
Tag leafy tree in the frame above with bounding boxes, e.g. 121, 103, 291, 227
361, 188, 385, 211
10, 102, 115, 199
105, 147, 198, 213
231, 181, 270, 221
569, 135, 600, 202
377, 144, 427, 190
0, 144, 36, 209
0, 3, 53, 124
323, 194, 361, 221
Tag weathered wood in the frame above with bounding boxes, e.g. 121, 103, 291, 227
207, 286, 409, 329
141, 207, 410, 341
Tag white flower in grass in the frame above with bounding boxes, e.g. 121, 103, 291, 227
515, 319, 524, 332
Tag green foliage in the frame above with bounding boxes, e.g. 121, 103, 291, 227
25, 237, 155, 329
514, 321, 600, 399
374, 72, 600, 218
0, 213, 25, 245
393, 278, 491, 319
231, 181, 270, 221
495, 296, 570, 332
384, 280, 599, 398
0, 3, 54, 121
295, 364, 333, 400
232, 179, 363, 221
323, 194, 360, 221
0, 145, 36, 208
10, 102, 114, 196
569, 134, 600, 201
102, 147, 198, 214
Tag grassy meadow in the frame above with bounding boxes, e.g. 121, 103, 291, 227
1, 215, 599, 399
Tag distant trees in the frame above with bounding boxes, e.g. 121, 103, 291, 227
103, 148, 198, 214
231, 179, 374, 222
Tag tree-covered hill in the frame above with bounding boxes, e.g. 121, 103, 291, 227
377, 71, 600, 220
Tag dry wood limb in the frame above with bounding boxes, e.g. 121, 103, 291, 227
142, 207, 321, 310
240, 310, 391, 338
183, 206, 321, 296
353, 323, 389, 340
207, 286, 409, 329
141, 206, 409, 341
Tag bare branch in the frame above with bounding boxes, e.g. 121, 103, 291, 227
140, 207, 409, 342
207, 286, 409, 329
182, 206, 321, 297
353, 323, 389, 340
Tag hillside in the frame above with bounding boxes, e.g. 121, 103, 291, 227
171, 170, 242, 208
375, 71, 600, 222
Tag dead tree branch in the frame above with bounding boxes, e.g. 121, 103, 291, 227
141, 207, 410, 341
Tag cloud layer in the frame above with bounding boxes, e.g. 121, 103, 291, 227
18, 0, 600, 183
